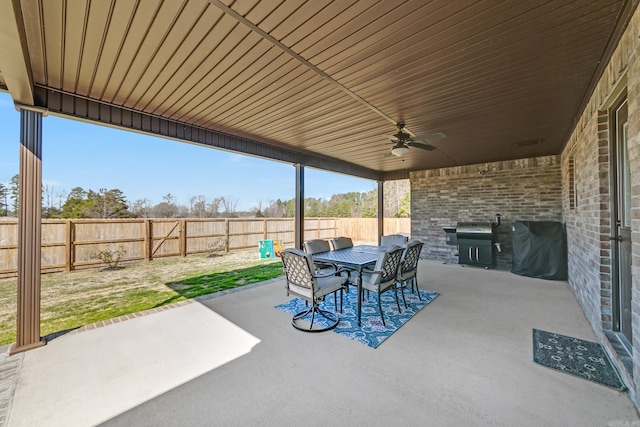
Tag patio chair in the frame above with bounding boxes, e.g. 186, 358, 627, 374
280, 248, 347, 332
360, 245, 405, 326
304, 239, 351, 290
380, 234, 409, 247
329, 237, 355, 292
303, 239, 334, 271
397, 240, 425, 307
331, 236, 353, 250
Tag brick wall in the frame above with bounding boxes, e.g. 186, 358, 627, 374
410, 156, 562, 269
628, 23, 640, 399
560, 6, 640, 406
562, 110, 610, 333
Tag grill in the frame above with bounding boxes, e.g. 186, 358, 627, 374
456, 215, 501, 268
456, 222, 494, 240
443, 227, 457, 245
442, 227, 458, 265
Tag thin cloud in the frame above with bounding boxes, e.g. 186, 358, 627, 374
228, 154, 245, 163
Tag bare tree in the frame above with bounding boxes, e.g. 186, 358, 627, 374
253, 200, 266, 217
221, 195, 239, 217
189, 195, 207, 218
131, 198, 152, 218
383, 179, 410, 217
42, 184, 66, 217
264, 199, 287, 218
55, 190, 67, 211
176, 205, 189, 218
152, 193, 179, 218
207, 197, 223, 218
43, 184, 54, 212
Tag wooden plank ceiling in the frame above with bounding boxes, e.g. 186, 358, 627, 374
0, 0, 633, 180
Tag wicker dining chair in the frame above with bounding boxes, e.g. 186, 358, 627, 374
380, 234, 409, 247
303, 239, 335, 273
330, 236, 353, 250
304, 239, 352, 291
280, 248, 347, 332
360, 245, 405, 326
397, 240, 425, 307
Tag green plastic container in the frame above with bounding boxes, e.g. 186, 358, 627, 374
259, 240, 275, 258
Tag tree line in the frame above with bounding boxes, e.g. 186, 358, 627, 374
0, 174, 410, 219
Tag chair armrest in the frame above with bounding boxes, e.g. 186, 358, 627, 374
313, 270, 343, 279
334, 266, 351, 275
313, 261, 337, 270
314, 266, 351, 279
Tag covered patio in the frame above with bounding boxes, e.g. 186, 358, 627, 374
2, 0, 640, 422
4, 260, 638, 426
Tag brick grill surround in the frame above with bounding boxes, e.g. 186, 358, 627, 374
410, 156, 563, 270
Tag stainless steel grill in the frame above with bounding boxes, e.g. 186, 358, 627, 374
456, 222, 494, 240
456, 215, 501, 268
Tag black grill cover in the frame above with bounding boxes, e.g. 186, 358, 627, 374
511, 221, 567, 280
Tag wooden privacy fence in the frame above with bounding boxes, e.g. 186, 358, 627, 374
0, 217, 409, 277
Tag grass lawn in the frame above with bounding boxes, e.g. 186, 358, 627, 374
0, 249, 283, 346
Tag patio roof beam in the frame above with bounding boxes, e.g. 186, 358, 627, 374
34, 87, 384, 182
0, 0, 34, 105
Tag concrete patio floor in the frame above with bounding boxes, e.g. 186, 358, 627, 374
3, 259, 639, 426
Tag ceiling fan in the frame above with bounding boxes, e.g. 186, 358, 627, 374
388, 122, 446, 157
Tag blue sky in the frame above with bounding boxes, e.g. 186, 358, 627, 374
0, 92, 376, 211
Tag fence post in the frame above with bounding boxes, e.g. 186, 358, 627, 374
225, 219, 230, 252
263, 218, 268, 240
145, 220, 153, 261
65, 220, 75, 271
179, 219, 187, 257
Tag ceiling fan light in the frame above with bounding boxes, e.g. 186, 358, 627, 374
391, 146, 409, 157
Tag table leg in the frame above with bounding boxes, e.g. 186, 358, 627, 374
357, 268, 362, 326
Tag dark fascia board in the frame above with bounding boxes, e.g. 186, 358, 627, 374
563, 0, 640, 151
382, 170, 410, 181
34, 86, 384, 182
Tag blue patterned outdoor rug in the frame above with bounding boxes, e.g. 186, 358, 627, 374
275, 288, 439, 348
532, 329, 626, 390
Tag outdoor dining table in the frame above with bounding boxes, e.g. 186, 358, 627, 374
312, 245, 387, 326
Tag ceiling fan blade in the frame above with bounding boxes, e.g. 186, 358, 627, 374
389, 131, 412, 141
407, 142, 436, 151
412, 132, 446, 141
